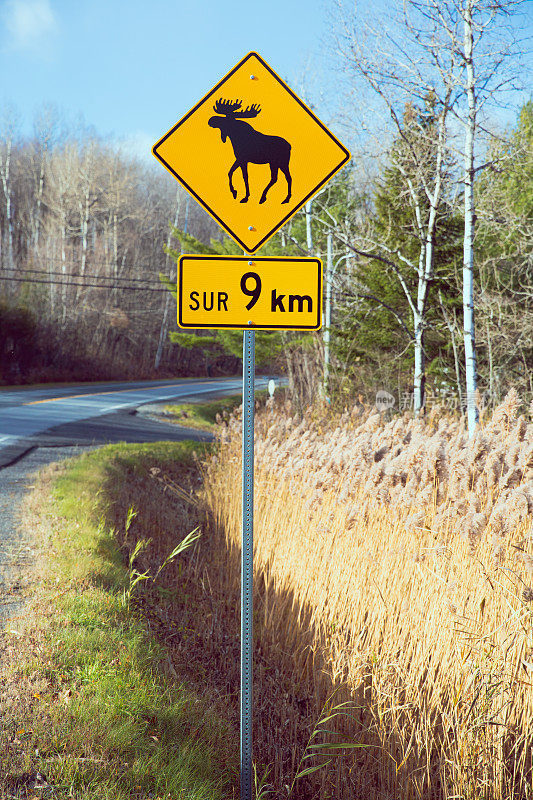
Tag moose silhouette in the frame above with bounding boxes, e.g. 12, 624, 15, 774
208, 98, 292, 205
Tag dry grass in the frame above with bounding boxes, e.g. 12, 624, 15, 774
202, 389, 533, 799
9, 393, 530, 798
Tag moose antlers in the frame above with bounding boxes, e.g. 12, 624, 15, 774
212, 98, 261, 119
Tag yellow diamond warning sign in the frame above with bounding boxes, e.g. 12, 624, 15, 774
178, 255, 322, 330
153, 52, 350, 253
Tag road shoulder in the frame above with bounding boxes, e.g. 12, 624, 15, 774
0, 441, 238, 800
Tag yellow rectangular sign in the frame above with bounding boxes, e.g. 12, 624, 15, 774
178, 255, 322, 330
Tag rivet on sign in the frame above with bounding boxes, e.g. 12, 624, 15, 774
248, 225, 254, 231
250, 74, 256, 80
248, 321, 253, 326
248, 260, 253, 266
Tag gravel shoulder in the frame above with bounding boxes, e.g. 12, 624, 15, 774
0, 446, 95, 630
0, 400, 229, 632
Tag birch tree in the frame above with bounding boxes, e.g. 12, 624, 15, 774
336, 0, 527, 426
77, 139, 99, 277
31, 105, 62, 253
0, 106, 20, 284
46, 143, 78, 324
450, 0, 526, 433
336, 2, 458, 412
405, 0, 528, 433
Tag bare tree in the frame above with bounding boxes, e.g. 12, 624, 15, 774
336, 0, 528, 429
0, 105, 20, 285
77, 139, 99, 278
30, 105, 63, 253
415, 0, 529, 433
335, 1, 458, 413
154, 188, 183, 370
459, 0, 526, 433
46, 143, 74, 323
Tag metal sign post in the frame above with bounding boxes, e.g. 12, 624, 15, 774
152, 50, 350, 800
241, 326, 255, 800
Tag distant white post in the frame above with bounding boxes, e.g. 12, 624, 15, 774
323, 232, 333, 397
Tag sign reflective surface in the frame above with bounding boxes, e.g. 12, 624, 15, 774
178, 255, 322, 330
153, 52, 350, 253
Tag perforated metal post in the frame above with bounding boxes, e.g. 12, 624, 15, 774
241, 327, 255, 800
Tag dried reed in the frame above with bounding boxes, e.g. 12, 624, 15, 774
203, 390, 533, 799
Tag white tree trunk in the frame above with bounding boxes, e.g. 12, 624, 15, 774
154, 293, 171, 372
305, 199, 313, 252
60, 212, 67, 325
412, 93, 450, 414
0, 137, 14, 280
463, 0, 479, 437
80, 186, 90, 276
413, 310, 425, 412
154, 190, 181, 370
48, 235, 55, 316
113, 211, 118, 278
414, 203, 440, 414
34, 152, 45, 250
417, 92, 449, 412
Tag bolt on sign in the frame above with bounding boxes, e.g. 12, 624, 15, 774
178, 255, 322, 330
152, 51, 350, 253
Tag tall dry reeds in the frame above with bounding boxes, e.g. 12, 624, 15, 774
203, 390, 533, 799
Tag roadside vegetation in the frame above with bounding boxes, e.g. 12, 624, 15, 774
162, 395, 242, 432
0, 4, 530, 406
204, 390, 533, 799
3, 386, 533, 799
0, 441, 238, 800
161, 392, 270, 432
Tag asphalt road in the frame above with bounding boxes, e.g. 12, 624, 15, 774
0, 376, 271, 629
0, 377, 265, 468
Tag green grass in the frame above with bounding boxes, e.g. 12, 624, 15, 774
163, 395, 242, 432
163, 390, 272, 432
1, 441, 238, 800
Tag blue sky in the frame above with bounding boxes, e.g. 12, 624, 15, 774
0, 0, 337, 156
0, 0, 530, 160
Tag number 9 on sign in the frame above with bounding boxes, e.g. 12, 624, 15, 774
240, 272, 262, 310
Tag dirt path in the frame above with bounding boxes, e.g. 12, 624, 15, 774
0, 446, 94, 628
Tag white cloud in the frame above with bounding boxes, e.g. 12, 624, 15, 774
2, 0, 58, 58
116, 131, 156, 163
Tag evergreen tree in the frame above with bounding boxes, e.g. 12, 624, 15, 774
162, 230, 285, 373
475, 101, 533, 403
162, 194, 342, 401
334, 99, 463, 407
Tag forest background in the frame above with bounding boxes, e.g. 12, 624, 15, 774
0, 0, 531, 424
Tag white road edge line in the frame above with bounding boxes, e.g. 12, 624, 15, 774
0, 380, 269, 454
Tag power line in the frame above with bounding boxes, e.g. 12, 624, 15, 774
13, 253, 175, 272
0, 266, 170, 286
0, 274, 170, 292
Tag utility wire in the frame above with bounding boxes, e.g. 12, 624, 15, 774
0, 275, 169, 292
11, 253, 175, 271
0, 267, 169, 285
